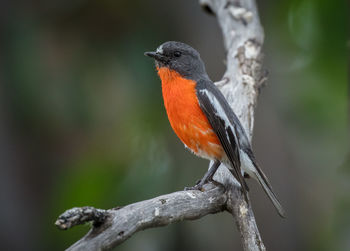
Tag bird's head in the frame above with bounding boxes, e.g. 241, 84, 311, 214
145, 41, 208, 80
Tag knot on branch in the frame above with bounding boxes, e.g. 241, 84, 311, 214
236, 39, 266, 90
228, 6, 253, 25
55, 206, 108, 230
236, 40, 261, 76
223, 1, 253, 25
199, 0, 215, 15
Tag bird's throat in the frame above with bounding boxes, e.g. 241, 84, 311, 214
157, 67, 181, 83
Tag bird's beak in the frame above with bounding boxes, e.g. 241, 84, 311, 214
144, 51, 166, 62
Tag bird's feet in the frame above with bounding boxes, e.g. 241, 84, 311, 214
184, 178, 208, 192
184, 161, 221, 192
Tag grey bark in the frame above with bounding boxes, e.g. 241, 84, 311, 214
56, 184, 227, 250
200, 0, 266, 250
56, 0, 266, 250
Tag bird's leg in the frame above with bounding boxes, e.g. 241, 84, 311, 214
184, 160, 221, 191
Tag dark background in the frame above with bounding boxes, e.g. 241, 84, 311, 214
0, 0, 348, 250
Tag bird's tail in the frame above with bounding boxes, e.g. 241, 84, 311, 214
253, 165, 286, 218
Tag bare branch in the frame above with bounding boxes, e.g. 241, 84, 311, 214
57, 184, 226, 251
56, 0, 267, 250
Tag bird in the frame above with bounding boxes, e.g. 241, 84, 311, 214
145, 41, 285, 218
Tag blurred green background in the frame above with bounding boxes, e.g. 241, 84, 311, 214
0, 0, 348, 250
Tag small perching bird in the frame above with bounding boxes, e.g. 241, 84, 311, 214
145, 41, 285, 218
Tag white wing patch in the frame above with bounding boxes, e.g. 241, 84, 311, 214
199, 89, 238, 144
199, 89, 230, 128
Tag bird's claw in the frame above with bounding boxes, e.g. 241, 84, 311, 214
184, 182, 205, 192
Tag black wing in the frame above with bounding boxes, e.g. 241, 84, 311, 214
196, 79, 249, 201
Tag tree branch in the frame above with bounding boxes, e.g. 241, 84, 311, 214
200, 0, 266, 250
56, 184, 227, 250
56, 0, 266, 250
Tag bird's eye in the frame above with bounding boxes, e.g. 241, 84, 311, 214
174, 51, 181, 57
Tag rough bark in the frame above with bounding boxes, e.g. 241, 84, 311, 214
56, 0, 266, 250
56, 184, 227, 250
199, 0, 266, 250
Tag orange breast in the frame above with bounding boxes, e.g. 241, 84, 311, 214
157, 67, 224, 160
